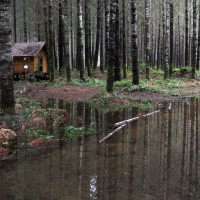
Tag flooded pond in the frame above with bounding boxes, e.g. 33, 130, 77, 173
0, 98, 200, 200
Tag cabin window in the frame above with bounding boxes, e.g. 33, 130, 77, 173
38, 57, 43, 71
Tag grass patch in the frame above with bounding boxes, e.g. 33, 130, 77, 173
128, 79, 195, 95
70, 77, 105, 88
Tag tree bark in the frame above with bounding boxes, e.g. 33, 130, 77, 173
106, 0, 117, 92
104, 0, 110, 70
131, 0, 139, 85
114, 0, 121, 81
169, 1, 173, 77
13, 0, 17, 43
185, 0, 189, 66
85, 0, 92, 77
0, 0, 15, 111
63, 0, 71, 81
122, 0, 127, 79
70, 0, 74, 70
192, 0, 197, 78
23, 0, 27, 42
164, 0, 170, 79
196, 2, 200, 70
58, 0, 64, 75
77, 0, 85, 80
48, 0, 55, 81
145, 0, 150, 80
100, 0, 104, 74
93, 0, 101, 70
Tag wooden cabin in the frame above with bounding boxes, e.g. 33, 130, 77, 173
12, 42, 48, 80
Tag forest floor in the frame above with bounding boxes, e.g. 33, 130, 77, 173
17, 73, 200, 102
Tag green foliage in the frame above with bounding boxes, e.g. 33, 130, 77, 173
26, 129, 53, 139
26, 122, 96, 139
71, 78, 105, 88
40, 108, 55, 116
62, 123, 96, 138
150, 68, 164, 75
181, 66, 192, 72
114, 79, 131, 87
42, 79, 67, 88
129, 79, 188, 95
139, 59, 146, 72
172, 66, 192, 75
138, 99, 153, 111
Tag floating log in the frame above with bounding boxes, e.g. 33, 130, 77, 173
99, 124, 126, 143
114, 110, 160, 127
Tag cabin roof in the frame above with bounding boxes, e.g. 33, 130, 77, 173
12, 42, 46, 57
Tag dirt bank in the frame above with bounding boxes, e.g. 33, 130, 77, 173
25, 85, 101, 102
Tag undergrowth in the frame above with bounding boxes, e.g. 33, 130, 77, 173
26, 123, 96, 139
41, 77, 106, 89
128, 79, 196, 95
90, 91, 153, 112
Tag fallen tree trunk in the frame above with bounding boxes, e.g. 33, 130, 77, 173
99, 110, 160, 143
99, 124, 126, 143
114, 110, 160, 127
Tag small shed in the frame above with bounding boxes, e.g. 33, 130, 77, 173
12, 42, 48, 79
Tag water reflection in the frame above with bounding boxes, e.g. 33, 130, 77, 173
0, 99, 200, 199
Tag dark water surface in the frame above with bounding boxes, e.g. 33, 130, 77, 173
0, 99, 200, 200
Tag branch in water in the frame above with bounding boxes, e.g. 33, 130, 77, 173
99, 110, 160, 143
99, 124, 126, 143
114, 110, 160, 127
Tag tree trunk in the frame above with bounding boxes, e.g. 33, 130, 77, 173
13, 0, 17, 43
114, 0, 121, 81
131, 0, 139, 85
122, 0, 127, 79
164, 0, 170, 79
106, 0, 117, 92
104, 0, 110, 70
0, 0, 15, 111
100, 0, 104, 74
169, 1, 173, 77
63, 0, 71, 81
43, 0, 49, 43
70, 0, 74, 70
58, 0, 64, 75
23, 0, 27, 42
145, 0, 150, 80
49, 0, 55, 81
162, 0, 166, 69
185, 0, 189, 66
157, 20, 161, 69
77, 0, 85, 80
197, 2, 200, 70
192, 0, 197, 78
93, 0, 101, 70
85, 0, 92, 77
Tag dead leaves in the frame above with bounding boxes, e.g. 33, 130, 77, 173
0, 128, 16, 160
0, 128, 16, 144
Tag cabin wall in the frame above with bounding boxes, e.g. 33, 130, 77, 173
34, 49, 48, 73
13, 57, 34, 74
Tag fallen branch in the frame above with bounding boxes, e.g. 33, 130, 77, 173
99, 124, 126, 143
99, 110, 160, 143
114, 110, 160, 127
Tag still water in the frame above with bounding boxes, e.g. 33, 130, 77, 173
0, 99, 200, 200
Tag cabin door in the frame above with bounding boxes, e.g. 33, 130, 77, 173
38, 57, 43, 72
